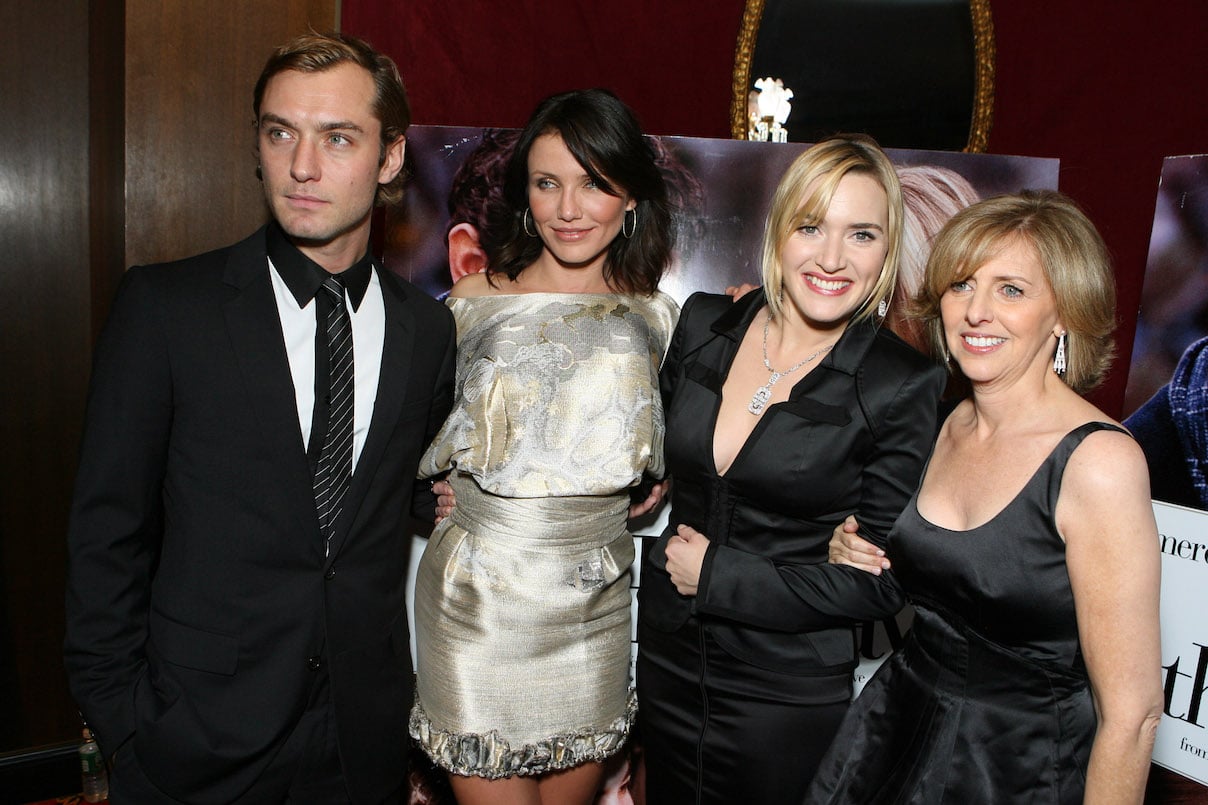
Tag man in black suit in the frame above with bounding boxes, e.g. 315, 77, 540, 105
63, 32, 455, 803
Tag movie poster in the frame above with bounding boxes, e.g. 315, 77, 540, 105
394, 128, 1058, 803
389, 127, 1058, 312
1122, 154, 1208, 788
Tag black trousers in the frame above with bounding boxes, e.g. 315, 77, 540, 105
636, 620, 850, 805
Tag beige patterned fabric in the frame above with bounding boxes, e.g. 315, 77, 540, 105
411, 292, 677, 778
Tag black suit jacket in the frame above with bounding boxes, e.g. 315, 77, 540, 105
640, 291, 945, 678
63, 227, 456, 803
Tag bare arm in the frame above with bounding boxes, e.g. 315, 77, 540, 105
1059, 430, 1162, 804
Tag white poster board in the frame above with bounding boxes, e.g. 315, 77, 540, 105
1152, 500, 1208, 786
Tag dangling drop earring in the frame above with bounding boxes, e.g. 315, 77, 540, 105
877, 298, 888, 318
1053, 331, 1067, 376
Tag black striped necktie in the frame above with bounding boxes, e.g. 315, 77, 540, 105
314, 274, 353, 554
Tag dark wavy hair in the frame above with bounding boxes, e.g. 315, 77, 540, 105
483, 89, 672, 295
445, 129, 520, 240
253, 32, 411, 206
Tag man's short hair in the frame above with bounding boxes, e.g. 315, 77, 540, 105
253, 32, 410, 205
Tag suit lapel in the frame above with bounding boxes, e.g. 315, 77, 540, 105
221, 230, 324, 553
323, 267, 415, 566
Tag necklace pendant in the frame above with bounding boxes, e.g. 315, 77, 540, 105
748, 384, 773, 415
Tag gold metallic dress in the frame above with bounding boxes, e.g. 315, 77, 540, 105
410, 292, 678, 779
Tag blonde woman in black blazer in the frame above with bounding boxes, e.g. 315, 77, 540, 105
636, 135, 945, 805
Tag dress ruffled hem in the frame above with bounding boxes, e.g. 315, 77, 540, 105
408, 690, 637, 779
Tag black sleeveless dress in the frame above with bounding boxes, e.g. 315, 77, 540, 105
807, 422, 1126, 804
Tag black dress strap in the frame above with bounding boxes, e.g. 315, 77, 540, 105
1044, 421, 1131, 505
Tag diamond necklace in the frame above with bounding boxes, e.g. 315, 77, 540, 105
748, 317, 835, 415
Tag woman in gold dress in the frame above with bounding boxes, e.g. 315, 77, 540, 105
410, 89, 677, 805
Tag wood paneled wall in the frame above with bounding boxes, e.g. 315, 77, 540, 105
0, 0, 336, 754
0, 0, 94, 751
122, 0, 337, 269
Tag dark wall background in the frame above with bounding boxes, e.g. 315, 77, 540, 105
0, 0, 92, 753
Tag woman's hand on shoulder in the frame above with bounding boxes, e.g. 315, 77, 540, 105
829, 515, 891, 575
724, 283, 758, 301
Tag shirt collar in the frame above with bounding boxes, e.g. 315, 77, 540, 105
266, 221, 374, 311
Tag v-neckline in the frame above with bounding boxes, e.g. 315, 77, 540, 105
710, 316, 828, 478
711, 312, 769, 478
913, 421, 1114, 534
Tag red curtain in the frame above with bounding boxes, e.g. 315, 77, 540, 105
342, 0, 745, 137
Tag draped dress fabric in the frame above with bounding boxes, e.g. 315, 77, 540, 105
410, 291, 678, 779
807, 422, 1127, 805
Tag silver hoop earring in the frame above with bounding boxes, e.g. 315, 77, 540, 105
877, 298, 888, 318
622, 208, 637, 239
522, 208, 538, 238
1053, 332, 1067, 375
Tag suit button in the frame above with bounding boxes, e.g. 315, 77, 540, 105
307, 656, 322, 672
324, 567, 336, 580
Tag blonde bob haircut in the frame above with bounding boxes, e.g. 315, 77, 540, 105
917, 190, 1116, 394
761, 134, 903, 324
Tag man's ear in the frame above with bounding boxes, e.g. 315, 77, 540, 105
448, 223, 488, 283
378, 135, 406, 185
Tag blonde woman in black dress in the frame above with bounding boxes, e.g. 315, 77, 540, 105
816, 191, 1162, 803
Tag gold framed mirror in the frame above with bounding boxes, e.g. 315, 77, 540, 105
731, 0, 995, 152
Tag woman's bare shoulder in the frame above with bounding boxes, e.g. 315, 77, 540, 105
449, 272, 502, 298
1055, 403, 1151, 534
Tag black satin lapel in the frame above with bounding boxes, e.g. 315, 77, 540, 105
323, 277, 415, 566
222, 260, 323, 552
686, 362, 723, 393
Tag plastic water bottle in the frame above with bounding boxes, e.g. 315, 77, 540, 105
79, 727, 109, 803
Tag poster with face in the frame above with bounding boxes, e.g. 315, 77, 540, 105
394, 128, 1058, 804
1123, 155, 1208, 512
1121, 154, 1208, 788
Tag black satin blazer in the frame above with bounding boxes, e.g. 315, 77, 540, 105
640, 291, 946, 677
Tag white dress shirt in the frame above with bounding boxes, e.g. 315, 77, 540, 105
268, 259, 385, 471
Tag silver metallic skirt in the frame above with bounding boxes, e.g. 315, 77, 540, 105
409, 473, 636, 778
